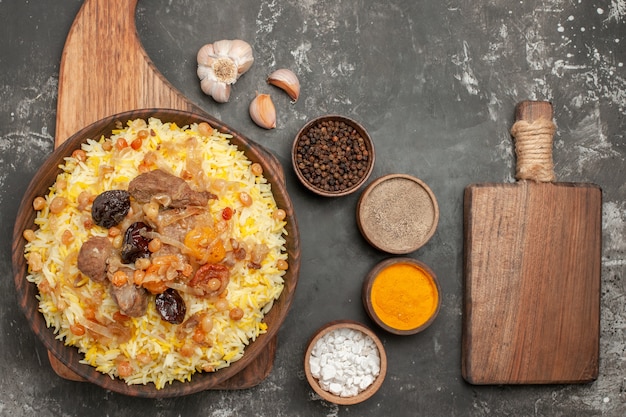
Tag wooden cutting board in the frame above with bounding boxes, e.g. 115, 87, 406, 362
50, 0, 275, 389
462, 101, 602, 384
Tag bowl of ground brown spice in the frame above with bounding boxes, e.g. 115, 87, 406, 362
356, 174, 439, 254
291, 115, 375, 197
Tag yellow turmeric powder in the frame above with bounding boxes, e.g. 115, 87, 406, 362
370, 262, 439, 331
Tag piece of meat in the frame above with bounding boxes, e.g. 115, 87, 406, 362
77, 236, 113, 283
128, 169, 213, 208
110, 280, 149, 317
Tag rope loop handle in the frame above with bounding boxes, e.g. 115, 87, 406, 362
510, 117, 556, 182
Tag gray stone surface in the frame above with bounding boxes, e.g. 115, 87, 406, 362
1, 0, 624, 415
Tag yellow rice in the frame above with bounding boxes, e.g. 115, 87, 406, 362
23, 118, 288, 389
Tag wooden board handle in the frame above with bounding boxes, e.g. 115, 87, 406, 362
510, 101, 556, 183
55, 0, 202, 147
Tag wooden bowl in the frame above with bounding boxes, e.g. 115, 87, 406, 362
12, 108, 300, 398
357, 174, 439, 254
362, 258, 440, 335
291, 115, 375, 197
303, 320, 387, 405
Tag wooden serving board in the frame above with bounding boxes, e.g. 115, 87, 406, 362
50, 0, 275, 389
462, 101, 602, 384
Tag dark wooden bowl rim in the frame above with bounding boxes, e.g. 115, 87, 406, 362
12, 108, 300, 398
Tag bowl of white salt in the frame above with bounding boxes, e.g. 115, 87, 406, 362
303, 320, 387, 405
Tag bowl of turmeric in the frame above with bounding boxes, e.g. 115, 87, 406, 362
362, 258, 440, 335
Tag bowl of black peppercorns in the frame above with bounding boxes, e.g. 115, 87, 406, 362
292, 115, 375, 197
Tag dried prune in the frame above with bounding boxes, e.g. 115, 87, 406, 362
155, 288, 186, 324
91, 190, 131, 228
120, 222, 152, 264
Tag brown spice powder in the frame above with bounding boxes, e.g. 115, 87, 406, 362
359, 177, 435, 253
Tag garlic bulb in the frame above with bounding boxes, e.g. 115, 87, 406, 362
197, 40, 254, 103
249, 93, 276, 129
267, 69, 300, 102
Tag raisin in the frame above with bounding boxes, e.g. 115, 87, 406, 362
155, 288, 186, 324
221, 206, 233, 220
189, 263, 230, 298
91, 190, 131, 228
120, 222, 152, 264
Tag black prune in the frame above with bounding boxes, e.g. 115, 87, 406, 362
155, 288, 186, 324
91, 190, 131, 228
120, 221, 152, 264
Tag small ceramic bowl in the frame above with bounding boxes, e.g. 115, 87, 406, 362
356, 174, 439, 254
362, 258, 441, 335
304, 320, 387, 405
292, 115, 375, 197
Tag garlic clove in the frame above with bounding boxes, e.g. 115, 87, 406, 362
229, 39, 255, 76
211, 39, 233, 55
249, 93, 276, 129
197, 64, 213, 82
267, 69, 300, 102
201, 77, 231, 103
212, 83, 231, 104
196, 43, 216, 66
